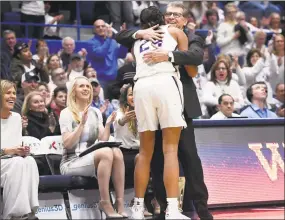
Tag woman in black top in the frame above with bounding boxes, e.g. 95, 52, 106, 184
21, 91, 60, 139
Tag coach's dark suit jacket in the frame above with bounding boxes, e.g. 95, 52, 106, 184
115, 30, 203, 118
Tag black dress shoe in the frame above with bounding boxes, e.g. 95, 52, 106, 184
193, 200, 213, 220
197, 211, 213, 220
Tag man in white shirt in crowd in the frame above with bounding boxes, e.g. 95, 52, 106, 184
211, 94, 241, 119
21, 1, 45, 38
43, 2, 64, 40
216, 3, 253, 66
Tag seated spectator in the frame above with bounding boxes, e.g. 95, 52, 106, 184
46, 54, 62, 75
21, 91, 61, 139
49, 86, 67, 118
10, 42, 49, 88
210, 94, 241, 119
88, 19, 128, 81
271, 83, 284, 117
59, 76, 127, 218
43, 1, 64, 40
1, 30, 17, 81
240, 82, 278, 118
202, 59, 244, 116
32, 39, 49, 65
0, 80, 39, 220
13, 72, 40, 114
37, 82, 52, 107
114, 84, 139, 151
90, 78, 114, 124
49, 67, 68, 92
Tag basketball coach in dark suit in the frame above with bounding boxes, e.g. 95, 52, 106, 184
115, 2, 212, 219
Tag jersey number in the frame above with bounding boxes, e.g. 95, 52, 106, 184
139, 40, 162, 53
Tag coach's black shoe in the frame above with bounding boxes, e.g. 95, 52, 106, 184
193, 200, 213, 220
197, 211, 213, 220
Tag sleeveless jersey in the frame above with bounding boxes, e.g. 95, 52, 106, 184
133, 25, 178, 80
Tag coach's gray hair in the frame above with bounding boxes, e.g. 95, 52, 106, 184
166, 1, 189, 17
62, 37, 75, 47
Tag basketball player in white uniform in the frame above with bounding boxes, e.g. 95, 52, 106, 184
131, 6, 190, 220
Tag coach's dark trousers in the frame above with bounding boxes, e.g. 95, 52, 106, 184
150, 117, 209, 216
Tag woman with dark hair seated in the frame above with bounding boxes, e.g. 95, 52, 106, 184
37, 82, 52, 108
49, 86, 67, 118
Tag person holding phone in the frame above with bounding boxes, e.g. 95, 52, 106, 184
113, 84, 138, 192
59, 76, 127, 218
0, 80, 40, 220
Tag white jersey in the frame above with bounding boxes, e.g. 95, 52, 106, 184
133, 25, 178, 80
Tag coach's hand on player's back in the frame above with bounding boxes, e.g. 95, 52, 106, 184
143, 48, 169, 64
136, 24, 164, 42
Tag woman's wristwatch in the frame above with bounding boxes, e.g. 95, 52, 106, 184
168, 52, 174, 62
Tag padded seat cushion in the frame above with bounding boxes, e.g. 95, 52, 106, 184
39, 175, 99, 192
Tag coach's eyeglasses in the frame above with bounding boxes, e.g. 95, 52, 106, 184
165, 12, 183, 18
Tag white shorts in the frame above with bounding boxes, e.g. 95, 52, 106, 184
133, 74, 186, 132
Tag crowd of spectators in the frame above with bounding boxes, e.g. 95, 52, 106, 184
1, 1, 284, 140
0, 1, 284, 219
